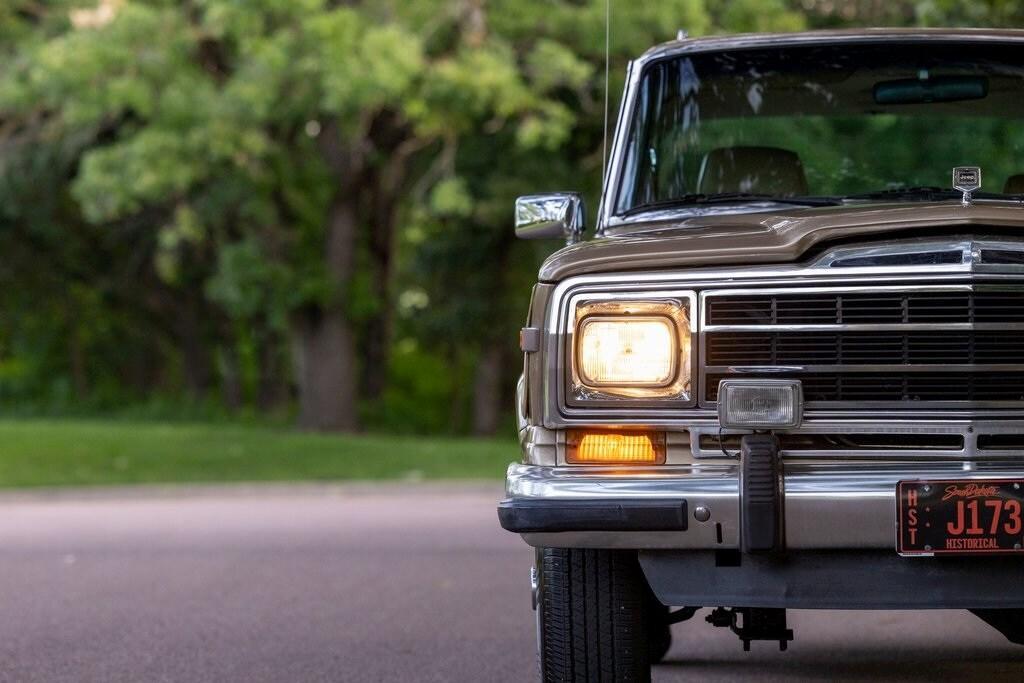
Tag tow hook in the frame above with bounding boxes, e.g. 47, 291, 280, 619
706, 607, 794, 651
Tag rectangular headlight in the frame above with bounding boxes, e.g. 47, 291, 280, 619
572, 299, 692, 399
718, 379, 803, 429
578, 317, 676, 386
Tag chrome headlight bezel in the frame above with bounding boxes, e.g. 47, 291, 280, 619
564, 291, 698, 408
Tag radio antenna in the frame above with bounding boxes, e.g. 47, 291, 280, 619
601, 0, 611, 194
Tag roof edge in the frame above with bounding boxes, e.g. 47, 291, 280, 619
637, 28, 1024, 67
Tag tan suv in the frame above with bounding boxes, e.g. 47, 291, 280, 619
499, 28, 1024, 680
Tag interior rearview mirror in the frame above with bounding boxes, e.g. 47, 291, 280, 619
874, 75, 988, 105
515, 193, 585, 245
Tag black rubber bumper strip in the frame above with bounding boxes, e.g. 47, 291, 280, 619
497, 498, 688, 533
741, 433, 781, 553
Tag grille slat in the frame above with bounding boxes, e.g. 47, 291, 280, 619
706, 291, 1024, 326
707, 332, 1024, 366
704, 289, 1024, 406
706, 372, 1024, 403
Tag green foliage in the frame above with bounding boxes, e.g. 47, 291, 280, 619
916, 0, 1024, 26
429, 177, 474, 218
359, 342, 460, 435
711, 0, 806, 33
0, 419, 515, 488
205, 240, 286, 322
798, 0, 1024, 28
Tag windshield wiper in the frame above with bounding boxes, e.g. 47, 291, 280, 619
843, 187, 1016, 202
843, 186, 957, 201
626, 193, 842, 215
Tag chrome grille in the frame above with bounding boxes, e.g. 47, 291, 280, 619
705, 290, 1024, 325
706, 331, 1024, 366
702, 286, 1024, 408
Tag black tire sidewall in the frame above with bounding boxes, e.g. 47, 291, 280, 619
536, 547, 653, 682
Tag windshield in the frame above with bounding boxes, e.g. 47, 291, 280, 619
615, 41, 1024, 214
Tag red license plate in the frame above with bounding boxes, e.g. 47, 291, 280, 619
897, 479, 1024, 556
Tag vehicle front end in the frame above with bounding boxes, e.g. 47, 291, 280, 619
499, 29, 1024, 680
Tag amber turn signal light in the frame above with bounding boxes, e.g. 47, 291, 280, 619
566, 430, 666, 464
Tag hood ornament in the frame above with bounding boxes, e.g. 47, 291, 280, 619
953, 166, 981, 207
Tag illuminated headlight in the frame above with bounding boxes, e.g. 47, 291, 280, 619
572, 300, 691, 399
718, 380, 803, 429
578, 318, 675, 385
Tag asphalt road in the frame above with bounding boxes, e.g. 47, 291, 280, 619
0, 485, 1022, 682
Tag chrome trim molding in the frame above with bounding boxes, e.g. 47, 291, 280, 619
540, 259, 1024, 427
814, 238, 1024, 269
522, 429, 693, 467
556, 289, 698, 414
505, 461, 1024, 549
700, 282, 1024, 411
571, 301, 691, 399
689, 421, 1024, 460
521, 426, 558, 466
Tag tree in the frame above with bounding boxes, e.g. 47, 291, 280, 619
2, 0, 1016, 433
0, 0, 573, 430
404, 1, 716, 434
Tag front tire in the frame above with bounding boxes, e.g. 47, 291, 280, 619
536, 548, 656, 682
646, 602, 672, 664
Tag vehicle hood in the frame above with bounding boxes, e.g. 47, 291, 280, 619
538, 201, 1024, 282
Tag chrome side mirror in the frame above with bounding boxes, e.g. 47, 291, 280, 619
515, 193, 585, 245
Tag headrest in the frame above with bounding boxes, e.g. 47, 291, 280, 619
1004, 174, 1024, 195
697, 146, 809, 196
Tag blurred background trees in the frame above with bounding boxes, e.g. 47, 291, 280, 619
0, 0, 1017, 435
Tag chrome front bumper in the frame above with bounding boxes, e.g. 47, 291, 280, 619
502, 460, 1024, 550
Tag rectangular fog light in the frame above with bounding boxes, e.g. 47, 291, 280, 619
718, 380, 802, 429
566, 430, 666, 465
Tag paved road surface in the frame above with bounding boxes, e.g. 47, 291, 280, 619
0, 484, 1022, 682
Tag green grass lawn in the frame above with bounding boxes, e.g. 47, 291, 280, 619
0, 419, 518, 489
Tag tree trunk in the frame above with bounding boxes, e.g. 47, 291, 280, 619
472, 343, 504, 436
220, 342, 243, 412
291, 171, 361, 431
447, 349, 469, 433
176, 302, 213, 399
294, 306, 358, 431
360, 205, 395, 401
469, 219, 517, 436
255, 326, 288, 412
67, 315, 88, 399
359, 119, 413, 402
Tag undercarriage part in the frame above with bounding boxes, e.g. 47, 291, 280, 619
970, 609, 1024, 645
706, 607, 794, 651
640, 550, 1024, 609
740, 434, 782, 552
665, 606, 700, 624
